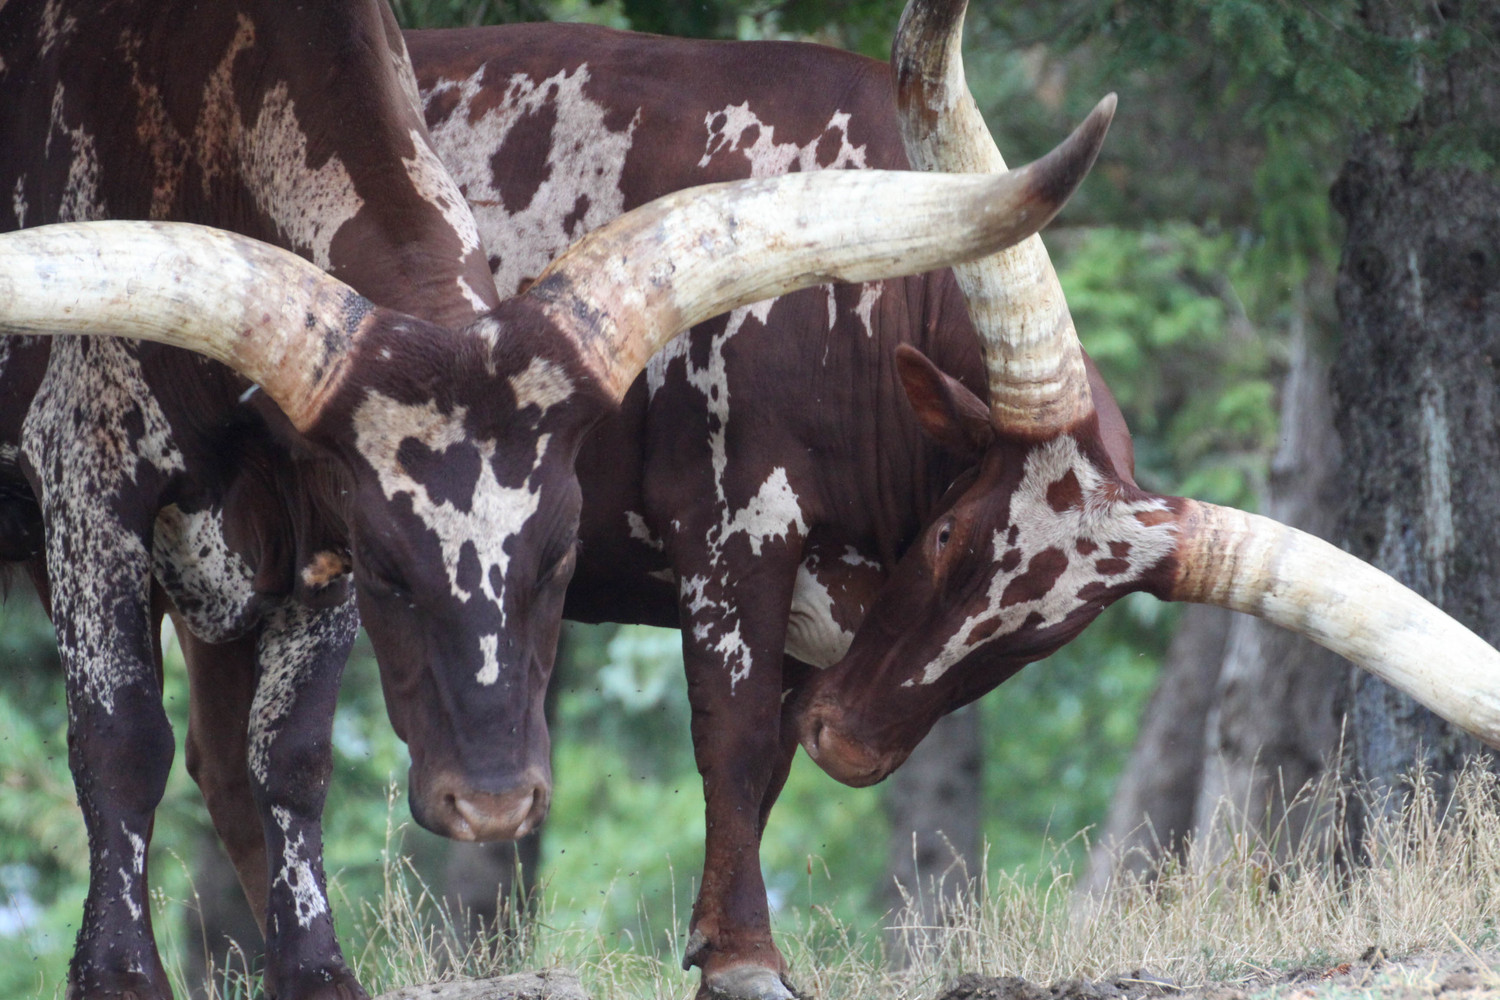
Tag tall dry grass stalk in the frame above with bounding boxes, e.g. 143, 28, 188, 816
882, 761, 1500, 997
159, 763, 1500, 999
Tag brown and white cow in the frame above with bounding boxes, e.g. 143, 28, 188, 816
396, 11, 1500, 999
1, 2, 494, 996
0, 5, 1106, 997
791, 0, 1500, 780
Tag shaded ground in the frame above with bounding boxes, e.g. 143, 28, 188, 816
371, 950, 1500, 1000
937, 950, 1500, 1000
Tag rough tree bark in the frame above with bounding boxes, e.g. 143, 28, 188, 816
882, 704, 982, 965
1329, 3, 1500, 802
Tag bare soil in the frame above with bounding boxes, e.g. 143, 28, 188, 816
934, 949, 1500, 1000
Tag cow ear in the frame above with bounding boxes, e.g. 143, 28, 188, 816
895, 344, 995, 460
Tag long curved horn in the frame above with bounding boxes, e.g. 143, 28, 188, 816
1169, 501, 1500, 748
0, 221, 377, 430
525, 106, 1108, 402
895, 0, 1106, 437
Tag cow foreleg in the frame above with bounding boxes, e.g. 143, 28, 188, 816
25, 363, 180, 997
248, 597, 365, 1000
179, 622, 271, 936
48, 533, 174, 998
677, 558, 802, 1000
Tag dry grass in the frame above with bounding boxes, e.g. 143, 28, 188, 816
182, 764, 1500, 999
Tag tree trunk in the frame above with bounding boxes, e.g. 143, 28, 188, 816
1078, 603, 1228, 894
1191, 292, 1350, 864
882, 703, 981, 966
1329, 6, 1500, 802
1083, 278, 1349, 890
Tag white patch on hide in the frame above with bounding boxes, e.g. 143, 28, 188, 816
785, 561, 854, 668
272, 805, 330, 929
119, 824, 146, 922
477, 633, 500, 685
508, 356, 574, 413
699, 106, 867, 176
11, 176, 25, 228
724, 468, 807, 557
23, 339, 186, 713
423, 62, 639, 296
240, 82, 364, 269
402, 127, 491, 313
915, 437, 1178, 685
49, 84, 105, 222
152, 504, 259, 643
38, 0, 77, 57
249, 598, 359, 784
854, 282, 884, 338
626, 511, 665, 552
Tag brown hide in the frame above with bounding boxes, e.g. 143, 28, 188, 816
409, 23, 1125, 999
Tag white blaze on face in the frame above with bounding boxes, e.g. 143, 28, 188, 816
272, 805, 330, 929
401, 127, 491, 314
353, 380, 562, 687
916, 437, 1178, 686
240, 83, 364, 269
424, 63, 639, 297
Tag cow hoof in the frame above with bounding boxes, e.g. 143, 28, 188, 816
699, 964, 800, 1000
267, 967, 370, 1000
66, 969, 172, 1000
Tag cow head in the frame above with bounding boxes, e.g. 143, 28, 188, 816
0, 118, 1111, 840
795, 0, 1500, 787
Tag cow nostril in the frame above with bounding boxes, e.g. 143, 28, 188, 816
502, 790, 535, 833
446, 794, 478, 842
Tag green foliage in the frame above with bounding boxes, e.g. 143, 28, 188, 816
1056, 224, 1277, 509
980, 596, 1170, 874
391, 0, 626, 29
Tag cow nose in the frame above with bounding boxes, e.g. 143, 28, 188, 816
800, 709, 892, 788
415, 770, 551, 841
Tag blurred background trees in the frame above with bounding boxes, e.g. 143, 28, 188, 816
4, 0, 1498, 995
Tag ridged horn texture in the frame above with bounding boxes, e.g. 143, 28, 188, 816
1171, 501, 1500, 750
895, 0, 1111, 436
0, 221, 376, 431
526, 140, 1103, 402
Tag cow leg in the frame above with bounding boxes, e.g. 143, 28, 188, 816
178, 621, 271, 936
248, 597, 364, 1000
25, 339, 183, 999
676, 554, 803, 1000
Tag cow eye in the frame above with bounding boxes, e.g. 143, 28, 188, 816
933, 518, 955, 557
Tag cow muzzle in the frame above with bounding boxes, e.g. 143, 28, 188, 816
410, 768, 551, 842
797, 704, 909, 788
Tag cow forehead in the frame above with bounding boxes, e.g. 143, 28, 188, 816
913, 436, 1178, 686
351, 375, 570, 687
